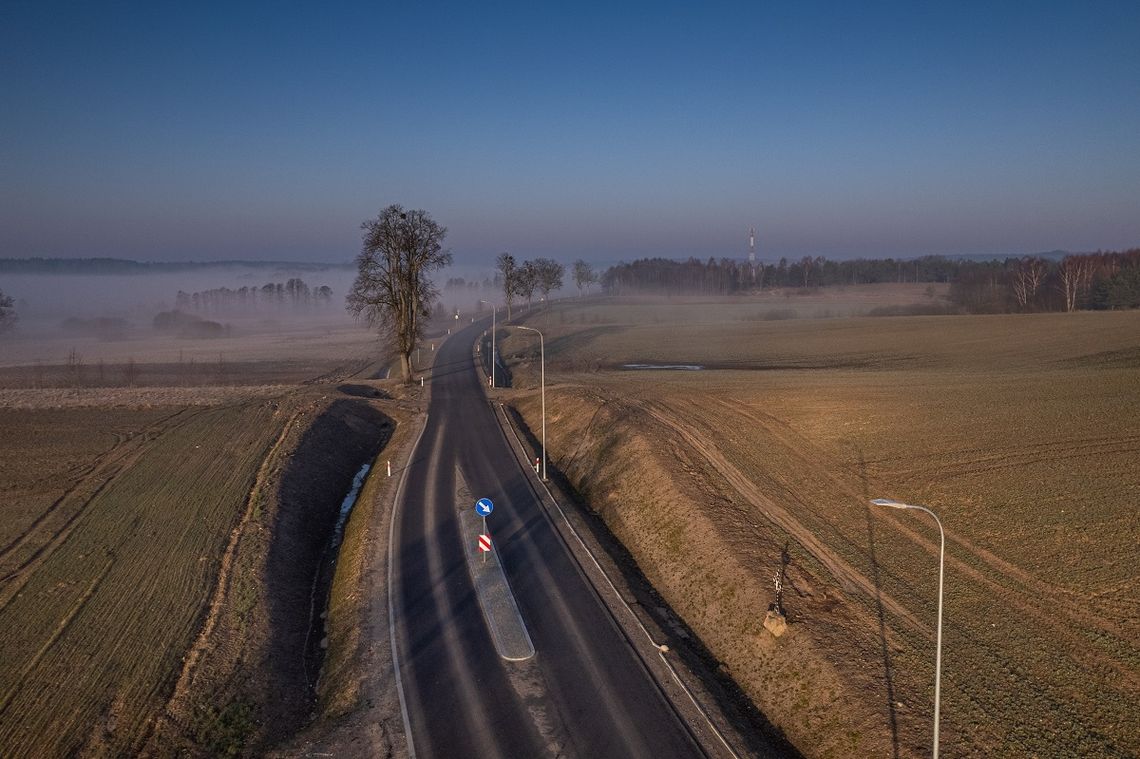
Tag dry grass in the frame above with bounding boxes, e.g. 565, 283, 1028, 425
502, 291, 1140, 758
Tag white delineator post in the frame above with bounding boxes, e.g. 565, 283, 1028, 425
516, 325, 546, 480
871, 498, 945, 759
479, 299, 497, 388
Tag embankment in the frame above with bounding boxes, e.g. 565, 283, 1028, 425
148, 392, 394, 756
509, 387, 897, 759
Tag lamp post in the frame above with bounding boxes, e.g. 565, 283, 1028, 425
515, 325, 545, 480
479, 299, 497, 388
871, 498, 945, 759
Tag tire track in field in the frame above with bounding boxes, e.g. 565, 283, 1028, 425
302, 357, 374, 385
868, 435, 1140, 481
632, 398, 923, 630
0, 554, 115, 722
0, 407, 194, 568
149, 400, 304, 745
770, 405, 1140, 638
702, 396, 1140, 691
715, 397, 1107, 608
0, 409, 204, 613
861, 432, 1140, 469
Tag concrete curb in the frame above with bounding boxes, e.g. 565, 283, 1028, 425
457, 491, 535, 662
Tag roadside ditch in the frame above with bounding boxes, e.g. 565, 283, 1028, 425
497, 401, 801, 758
147, 390, 397, 757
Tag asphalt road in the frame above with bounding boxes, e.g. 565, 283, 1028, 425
390, 320, 705, 758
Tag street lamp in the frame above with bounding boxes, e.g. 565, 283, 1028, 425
479, 299, 497, 388
871, 498, 945, 759
515, 325, 545, 480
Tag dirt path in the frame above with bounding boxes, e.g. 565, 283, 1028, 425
645, 393, 1140, 693
710, 397, 1140, 684
634, 397, 922, 630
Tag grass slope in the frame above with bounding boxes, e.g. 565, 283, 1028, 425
501, 295, 1140, 758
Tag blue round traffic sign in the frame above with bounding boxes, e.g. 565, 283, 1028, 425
475, 498, 494, 517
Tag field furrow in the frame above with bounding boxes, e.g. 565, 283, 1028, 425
503, 300, 1140, 757
647, 392, 1140, 696
0, 401, 286, 756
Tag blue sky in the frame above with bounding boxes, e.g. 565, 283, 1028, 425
2, 1, 1139, 264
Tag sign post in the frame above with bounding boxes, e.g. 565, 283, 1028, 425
475, 498, 494, 563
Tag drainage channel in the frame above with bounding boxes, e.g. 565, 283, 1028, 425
330, 462, 371, 550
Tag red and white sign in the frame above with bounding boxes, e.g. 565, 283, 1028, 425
478, 534, 492, 552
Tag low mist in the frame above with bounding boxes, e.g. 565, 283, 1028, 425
2, 264, 358, 325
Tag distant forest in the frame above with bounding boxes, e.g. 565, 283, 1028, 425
601, 250, 1140, 312
0, 257, 350, 274
174, 279, 334, 314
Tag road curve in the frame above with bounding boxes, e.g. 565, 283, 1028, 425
390, 320, 704, 758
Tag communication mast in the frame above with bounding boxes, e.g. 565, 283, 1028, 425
748, 226, 757, 282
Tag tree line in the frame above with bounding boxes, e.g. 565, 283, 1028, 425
598, 250, 1140, 312
495, 255, 563, 318
602, 255, 967, 296
346, 203, 1138, 385
175, 278, 334, 314
345, 204, 606, 382
947, 249, 1140, 312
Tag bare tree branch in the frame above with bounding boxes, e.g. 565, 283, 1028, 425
347, 205, 451, 382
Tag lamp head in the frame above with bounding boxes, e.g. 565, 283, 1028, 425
871, 498, 911, 510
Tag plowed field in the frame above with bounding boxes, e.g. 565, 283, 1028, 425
0, 317, 398, 756
0, 402, 286, 756
502, 297, 1140, 758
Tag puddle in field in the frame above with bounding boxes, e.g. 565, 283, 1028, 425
622, 363, 704, 371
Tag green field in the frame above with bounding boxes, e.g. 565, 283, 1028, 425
0, 402, 286, 756
0, 296, 443, 756
501, 295, 1140, 758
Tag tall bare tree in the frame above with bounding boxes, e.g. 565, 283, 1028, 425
517, 260, 539, 309
572, 259, 596, 296
1012, 256, 1047, 310
799, 256, 815, 287
347, 205, 451, 383
0, 289, 16, 334
497, 252, 518, 319
534, 258, 564, 305
1057, 255, 1093, 313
